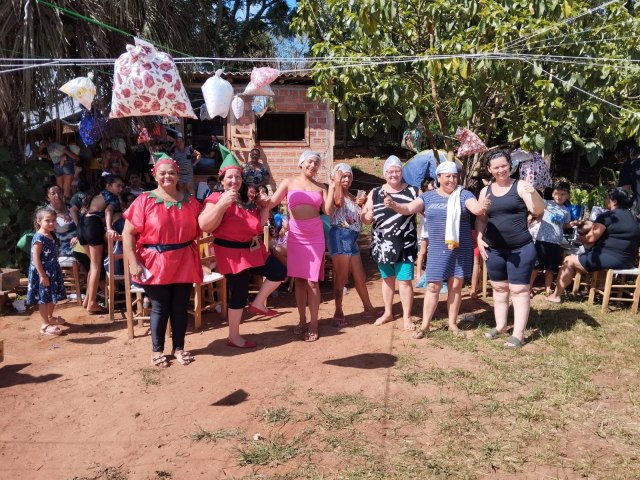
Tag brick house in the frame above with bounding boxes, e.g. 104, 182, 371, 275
187, 72, 334, 188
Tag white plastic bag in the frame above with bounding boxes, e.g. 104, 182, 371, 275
59, 72, 96, 110
243, 82, 275, 97
201, 69, 234, 119
231, 96, 245, 119
250, 67, 280, 88
251, 96, 275, 118
110, 38, 196, 118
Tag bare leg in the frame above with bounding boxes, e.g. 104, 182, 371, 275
529, 269, 538, 292
446, 277, 464, 332
548, 255, 584, 302
331, 255, 350, 318
375, 277, 396, 325
227, 308, 249, 346
509, 284, 531, 342
416, 239, 427, 281
398, 279, 415, 330
470, 255, 481, 298
251, 280, 282, 311
350, 255, 376, 312
86, 244, 104, 312
544, 270, 554, 294
38, 304, 50, 324
62, 174, 73, 201
491, 281, 510, 333
418, 281, 441, 334
294, 278, 308, 328
306, 280, 321, 337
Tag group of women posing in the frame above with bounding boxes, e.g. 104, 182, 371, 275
118, 147, 552, 367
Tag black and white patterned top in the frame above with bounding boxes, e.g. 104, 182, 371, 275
370, 185, 418, 264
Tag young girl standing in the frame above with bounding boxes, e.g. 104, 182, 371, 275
27, 207, 67, 335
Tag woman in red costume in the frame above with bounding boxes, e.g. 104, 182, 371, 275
198, 146, 286, 348
122, 153, 202, 367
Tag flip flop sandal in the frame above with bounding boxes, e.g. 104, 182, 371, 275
293, 323, 308, 335
152, 355, 169, 368
412, 329, 428, 340
361, 308, 384, 320
332, 317, 348, 328
504, 336, 523, 349
40, 324, 62, 336
173, 350, 194, 365
304, 331, 319, 342
484, 327, 508, 340
49, 316, 67, 325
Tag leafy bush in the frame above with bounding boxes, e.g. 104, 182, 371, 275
0, 147, 52, 271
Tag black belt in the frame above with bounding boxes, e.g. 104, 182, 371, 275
213, 238, 253, 249
142, 241, 192, 253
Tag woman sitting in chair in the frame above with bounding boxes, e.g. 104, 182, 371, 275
198, 146, 286, 349
122, 153, 203, 368
547, 187, 640, 303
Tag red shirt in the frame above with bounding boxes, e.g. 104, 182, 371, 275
123, 192, 203, 285
203, 193, 268, 274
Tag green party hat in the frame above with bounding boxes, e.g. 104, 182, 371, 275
218, 144, 242, 173
152, 152, 172, 162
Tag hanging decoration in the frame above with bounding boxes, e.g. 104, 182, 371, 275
243, 82, 275, 97
78, 109, 106, 146
59, 72, 97, 111
231, 96, 245, 119
455, 127, 487, 157
202, 69, 234, 119
250, 67, 280, 88
251, 96, 275, 118
110, 38, 196, 119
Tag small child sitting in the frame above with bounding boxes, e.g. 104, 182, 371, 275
529, 181, 572, 295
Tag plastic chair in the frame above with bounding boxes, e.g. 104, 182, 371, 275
58, 256, 82, 305
189, 234, 227, 330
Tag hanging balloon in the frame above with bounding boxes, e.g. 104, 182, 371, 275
231, 96, 245, 119
201, 69, 234, 119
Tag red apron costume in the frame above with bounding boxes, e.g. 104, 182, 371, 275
123, 191, 203, 284
204, 192, 269, 274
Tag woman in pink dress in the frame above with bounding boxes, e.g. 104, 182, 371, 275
198, 147, 286, 348
262, 151, 335, 342
122, 154, 202, 367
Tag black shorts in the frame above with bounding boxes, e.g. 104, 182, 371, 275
578, 250, 634, 273
225, 255, 287, 309
534, 241, 563, 272
78, 215, 105, 246
485, 242, 537, 285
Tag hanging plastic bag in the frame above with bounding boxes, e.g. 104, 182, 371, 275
401, 127, 423, 153
110, 38, 196, 119
519, 152, 552, 191
250, 67, 280, 88
243, 82, 275, 97
60, 72, 97, 110
455, 127, 487, 157
231, 96, 245, 119
201, 69, 234, 119
251, 96, 275, 118
79, 110, 106, 146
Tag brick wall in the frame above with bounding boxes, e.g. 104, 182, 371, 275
227, 84, 334, 186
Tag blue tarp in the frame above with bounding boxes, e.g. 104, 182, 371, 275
402, 150, 447, 188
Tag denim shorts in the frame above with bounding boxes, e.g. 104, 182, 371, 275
53, 160, 75, 177
328, 226, 360, 256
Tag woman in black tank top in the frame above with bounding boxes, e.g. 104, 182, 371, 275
476, 150, 545, 348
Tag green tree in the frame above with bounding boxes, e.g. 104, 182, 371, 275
292, 0, 640, 170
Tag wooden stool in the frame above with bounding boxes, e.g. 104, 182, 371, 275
58, 256, 82, 305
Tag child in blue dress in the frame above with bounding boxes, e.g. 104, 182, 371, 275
27, 207, 67, 335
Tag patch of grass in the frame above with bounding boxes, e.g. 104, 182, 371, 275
137, 367, 160, 387
238, 433, 300, 466
314, 392, 375, 430
262, 406, 292, 425
188, 426, 240, 443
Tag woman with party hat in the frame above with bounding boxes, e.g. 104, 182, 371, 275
122, 153, 203, 367
199, 145, 286, 348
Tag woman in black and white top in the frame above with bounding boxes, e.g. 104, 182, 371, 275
361, 155, 418, 331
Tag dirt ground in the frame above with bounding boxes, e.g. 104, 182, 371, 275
1, 156, 638, 479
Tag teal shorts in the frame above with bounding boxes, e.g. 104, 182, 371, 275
378, 261, 414, 281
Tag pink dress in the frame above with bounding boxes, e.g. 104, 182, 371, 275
203, 193, 269, 275
123, 192, 203, 285
287, 190, 325, 281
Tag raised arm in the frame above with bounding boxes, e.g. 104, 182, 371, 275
360, 190, 375, 224
262, 178, 289, 210
198, 190, 237, 232
383, 195, 424, 215
464, 191, 491, 216
323, 183, 336, 216
518, 180, 545, 217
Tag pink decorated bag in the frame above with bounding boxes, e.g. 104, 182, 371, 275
455, 127, 487, 157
